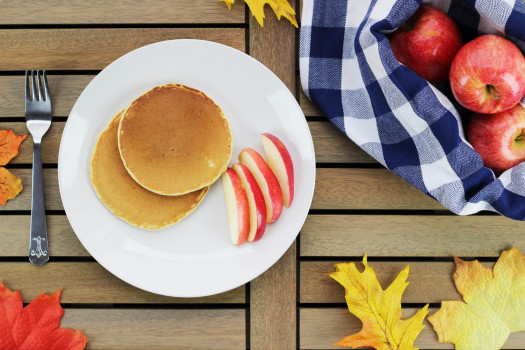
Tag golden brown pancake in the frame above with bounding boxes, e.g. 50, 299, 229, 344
118, 84, 232, 195
90, 111, 208, 230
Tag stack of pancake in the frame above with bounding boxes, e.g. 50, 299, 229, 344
90, 84, 232, 229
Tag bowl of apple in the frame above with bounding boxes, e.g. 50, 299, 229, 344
390, 5, 525, 176
300, 0, 525, 220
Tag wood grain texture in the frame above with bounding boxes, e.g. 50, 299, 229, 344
299, 88, 322, 116
0, 168, 444, 211
0, 262, 244, 304
301, 215, 525, 257
250, 8, 295, 92
2, 74, 317, 119
3, 122, 63, 164
0, 0, 244, 24
0, 169, 61, 210
249, 4, 297, 349
300, 261, 500, 304
3, 121, 373, 164
312, 168, 443, 210
0, 75, 94, 117
0, 215, 88, 256
309, 122, 374, 163
0, 28, 245, 70
61, 309, 245, 349
6, 215, 521, 258
300, 308, 524, 349
251, 244, 296, 350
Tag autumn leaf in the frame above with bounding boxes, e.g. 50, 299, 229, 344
330, 256, 429, 349
219, 0, 298, 28
0, 281, 87, 350
0, 167, 23, 205
0, 130, 27, 166
428, 247, 525, 350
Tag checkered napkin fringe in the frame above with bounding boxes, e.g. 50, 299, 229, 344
300, 0, 525, 220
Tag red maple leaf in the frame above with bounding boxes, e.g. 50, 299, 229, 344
0, 282, 87, 350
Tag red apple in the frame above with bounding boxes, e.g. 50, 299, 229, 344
389, 5, 462, 83
261, 133, 294, 207
232, 163, 267, 242
450, 35, 525, 114
468, 104, 525, 174
239, 148, 283, 223
222, 168, 250, 245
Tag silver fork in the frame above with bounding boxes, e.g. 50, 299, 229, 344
25, 70, 52, 266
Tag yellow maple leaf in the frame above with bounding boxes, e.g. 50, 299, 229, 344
428, 247, 525, 350
330, 256, 429, 349
0, 167, 23, 206
219, 0, 298, 28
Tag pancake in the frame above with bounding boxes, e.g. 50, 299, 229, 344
90, 111, 208, 230
118, 84, 232, 195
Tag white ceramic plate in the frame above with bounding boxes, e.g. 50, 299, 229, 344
58, 39, 315, 297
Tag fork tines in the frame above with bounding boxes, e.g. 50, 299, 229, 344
25, 70, 50, 103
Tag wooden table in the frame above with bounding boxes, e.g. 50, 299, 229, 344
1, 1, 525, 349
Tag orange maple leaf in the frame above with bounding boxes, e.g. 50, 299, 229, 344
0, 167, 23, 206
0, 282, 87, 350
0, 130, 27, 166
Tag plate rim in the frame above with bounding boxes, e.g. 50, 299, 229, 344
58, 39, 316, 297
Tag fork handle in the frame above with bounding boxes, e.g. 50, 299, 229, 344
29, 143, 49, 266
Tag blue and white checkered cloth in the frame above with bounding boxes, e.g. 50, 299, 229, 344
300, 0, 525, 220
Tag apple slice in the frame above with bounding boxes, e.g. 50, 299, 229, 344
239, 148, 283, 223
232, 163, 267, 242
261, 133, 294, 208
222, 168, 250, 245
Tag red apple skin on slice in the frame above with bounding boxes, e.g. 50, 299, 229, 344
239, 148, 283, 223
222, 168, 250, 245
232, 163, 267, 242
261, 133, 294, 208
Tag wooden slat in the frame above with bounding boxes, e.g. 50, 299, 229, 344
3, 121, 375, 164
3, 122, 63, 164
0, 28, 245, 70
5, 215, 523, 259
300, 308, 525, 349
0, 0, 244, 24
251, 245, 296, 349
3, 75, 328, 119
61, 309, 245, 349
0, 215, 88, 256
300, 215, 525, 257
0, 262, 244, 304
300, 88, 322, 116
300, 261, 500, 304
309, 122, 374, 163
0, 75, 94, 117
0, 168, 443, 211
249, 3, 297, 349
312, 168, 442, 210
1, 84, 374, 166
0, 169, 61, 210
